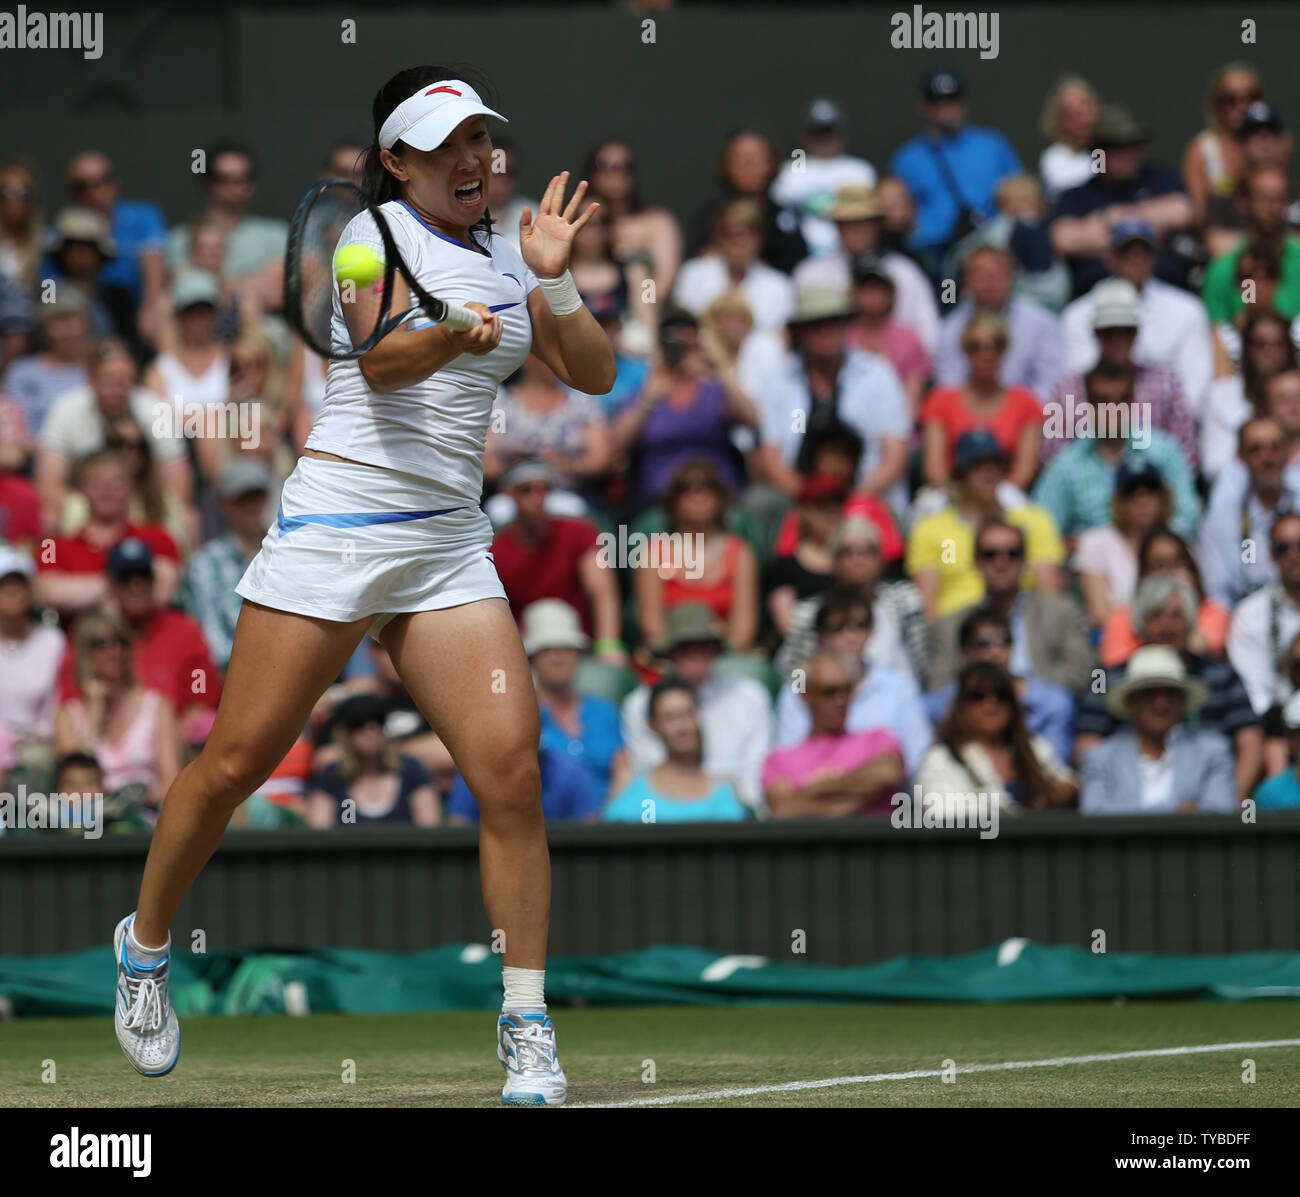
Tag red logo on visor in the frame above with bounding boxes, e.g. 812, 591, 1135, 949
426, 86, 463, 97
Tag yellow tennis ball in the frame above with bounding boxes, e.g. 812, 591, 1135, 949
333, 243, 386, 289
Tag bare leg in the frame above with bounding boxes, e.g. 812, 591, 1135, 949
131, 601, 369, 947
381, 598, 548, 968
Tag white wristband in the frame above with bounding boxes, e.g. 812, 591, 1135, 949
536, 269, 583, 317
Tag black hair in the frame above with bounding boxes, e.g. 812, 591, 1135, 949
206, 142, 258, 181
54, 751, 103, 785
658, 306, 699, 338
815, 585, 874, 636
583, 138, 646, 212
1137, 525, 1206, 601
809, 420, 865, 472
958, 604, 1011, 651
1084, 358, 1134, 401
974, 515, 1025, 555
648, 674, 695, 722
361, 63, 499, 244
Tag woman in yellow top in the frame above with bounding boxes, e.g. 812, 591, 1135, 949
905, 429, 1066, 620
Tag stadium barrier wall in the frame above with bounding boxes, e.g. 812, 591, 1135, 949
3, 814, 1298, 962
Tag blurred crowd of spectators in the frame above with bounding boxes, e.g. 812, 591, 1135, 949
5, 62, 1300, 833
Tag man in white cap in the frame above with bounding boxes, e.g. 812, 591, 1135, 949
1079, 645, 1236, 814
770, 98, 876, 259
1041, 276, 1196, 468
1059, 220, 1212, 420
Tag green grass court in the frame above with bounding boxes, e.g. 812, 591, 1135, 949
3, 1001, 1299, 1108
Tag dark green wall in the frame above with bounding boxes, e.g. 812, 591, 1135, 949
4, 815, 1298, 961
4, 3, 1299, 234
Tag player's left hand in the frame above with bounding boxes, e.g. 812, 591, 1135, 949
519, 171, 598, 280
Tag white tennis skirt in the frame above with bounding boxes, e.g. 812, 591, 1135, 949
235, 456, 506, 640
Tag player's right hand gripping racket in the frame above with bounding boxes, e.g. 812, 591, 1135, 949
284, 178, 483, 361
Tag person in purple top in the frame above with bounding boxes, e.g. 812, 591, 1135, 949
611, 308, 758, 513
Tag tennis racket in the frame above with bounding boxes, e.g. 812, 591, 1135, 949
284, 178, 483, 361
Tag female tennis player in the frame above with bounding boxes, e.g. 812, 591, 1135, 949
112, 63, 615, 1107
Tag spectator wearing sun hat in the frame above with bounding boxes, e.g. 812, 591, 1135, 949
791, 185, 941, 357
1079, 645, 1236, 814
43, 206, 138, 345
887, 69, 1023, 256
757, 285, 910, 513
523, 598, 627, 800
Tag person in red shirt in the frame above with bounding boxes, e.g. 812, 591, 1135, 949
0, 469, 41, 554
56, 537, 221, 746
490, 460, 626, 664
920, 312, 1042, 493
34, 448, 179, 620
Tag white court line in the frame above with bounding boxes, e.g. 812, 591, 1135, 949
571, 1038, 1300, 1108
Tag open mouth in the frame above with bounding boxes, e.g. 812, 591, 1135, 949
454, 179, 484, 207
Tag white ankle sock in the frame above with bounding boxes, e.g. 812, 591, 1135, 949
127, 917, 170, 959
501, 965, 546, 1011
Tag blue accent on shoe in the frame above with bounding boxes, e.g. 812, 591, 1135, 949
276, 504, 464, 536
502, 1092, 548, 1107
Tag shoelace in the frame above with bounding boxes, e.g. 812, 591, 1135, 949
510, 1022, 557, 1073
120, 970, 166, 1033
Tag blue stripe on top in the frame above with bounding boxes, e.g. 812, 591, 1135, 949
276, 504, 465, 536
397, 201, 490, 254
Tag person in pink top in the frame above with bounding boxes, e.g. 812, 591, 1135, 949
844, 252, 931, 420
762, 650, 905, 817
54, 609, 180, 814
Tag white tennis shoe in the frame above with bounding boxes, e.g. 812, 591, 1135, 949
113, 914, 181, 1077
497, 1011, 567, 1106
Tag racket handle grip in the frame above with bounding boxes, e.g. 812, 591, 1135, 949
440, 303, 484, 332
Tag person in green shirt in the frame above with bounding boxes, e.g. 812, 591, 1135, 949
1202, 165, 1300, 323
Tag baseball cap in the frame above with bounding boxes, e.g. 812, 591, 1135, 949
922, 70, 964, 101
1114, 458, 1164, 495
0, 546, 36, 582
333, 692, 390, 732
217, 458, 272, 500
583, 286, 627, 323
1110, 218, 1158, 251
1090, 277, 1142, 329
500, 459, 554, 490
378, 79, 507, 152
850, 250, 893, 287
653, 603, 725, 656
172, 270, 220, 311
804, 98, 844, 130
1238, 101, 1283, 138
953, 428, 1008, 475
106, 537, 154, 581
1090, 105, 1148, 147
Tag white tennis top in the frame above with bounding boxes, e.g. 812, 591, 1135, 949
307, 198, 539, 504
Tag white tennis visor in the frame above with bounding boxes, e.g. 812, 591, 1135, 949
378, 79, 507, 151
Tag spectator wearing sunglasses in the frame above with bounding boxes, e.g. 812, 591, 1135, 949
1204, 102, 1297, 258
907, 431, 1066, 622
927, 516, 1093, 693
1228, 511, 1300, 717
63, 151, 167, 311
773, 588, 932, 775
915, 662, 1076, 813
1181, 63, 1265, 225
924, 607, 1075, 767
762, 650, 905, 819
